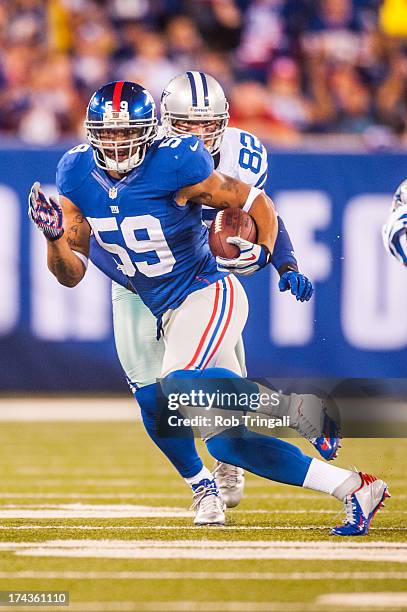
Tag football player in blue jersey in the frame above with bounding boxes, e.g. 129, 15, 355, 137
87, 73, 340, 517
29, 80, 390, 534
383, 179, 407, 265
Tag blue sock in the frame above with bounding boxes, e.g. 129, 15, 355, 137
163, 367, 259, 401
136, 384, 203, 479
164, 367, 312, 486
206, 425, 312, 487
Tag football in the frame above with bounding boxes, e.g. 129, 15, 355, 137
208, 208, 258, 259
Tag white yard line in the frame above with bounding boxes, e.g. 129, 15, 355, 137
13, 467, 159, 475
0, 493, 166, 499
0, 491, 405, 503
0, 492, 334, 499
0, 524, 404, 532
0, 571, 405, 581
16, 548, 406, 561
0, 398, 140, 421
1, 397, 407, 424
0, 504, 192, 519
0, 539, 406, 561
1, 480, 145, 487
4, 602, 315, 612
0, 503, 348, 517
317, 592, 407, 608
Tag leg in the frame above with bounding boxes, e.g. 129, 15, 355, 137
112, 282, 210, 481
161, 275, 247, 378
205, 425, 389, 535
160, 275, 249, 523
159, 278, 389, 534
212, 334, 246, 507
112, 281, 164, 389
234, 336, 247, 377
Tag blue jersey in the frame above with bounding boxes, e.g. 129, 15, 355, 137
56, 135, 227, 318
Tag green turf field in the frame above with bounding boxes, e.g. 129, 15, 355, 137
0, 420, 405, 611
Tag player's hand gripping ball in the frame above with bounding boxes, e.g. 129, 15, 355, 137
209, 208, 270, 276
28, 182, 64, 241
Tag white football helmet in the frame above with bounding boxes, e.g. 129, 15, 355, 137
390, 179, 407, 212
161, 72, 229, 154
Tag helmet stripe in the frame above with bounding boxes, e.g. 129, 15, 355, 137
112, 81, 124, 112
200, 72, 209, 106
186, 71, 197, 106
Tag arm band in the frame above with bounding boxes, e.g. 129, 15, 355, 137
242, 186, 262, 213
72, 250, 89, 270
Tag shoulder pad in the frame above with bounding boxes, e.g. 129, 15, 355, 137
152, 134, 212, 190
222, 126, 243, 147
56, 143, 94, 196
153, 134, 204, 167
222, 127, 269, 189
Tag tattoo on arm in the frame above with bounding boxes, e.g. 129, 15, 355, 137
193, 193, 231, 209
219, 177, 241, 195
194, 192, 213, 206
66, 214, 85, 249
67, 226, 79, 248
190, 177, 245, 208
53, 257, 71, 279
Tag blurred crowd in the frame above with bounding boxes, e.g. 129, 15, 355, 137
1, 0, 407, 149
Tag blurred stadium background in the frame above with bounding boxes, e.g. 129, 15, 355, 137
2, 0, 407, 147
1, 0, 407, 392
0, 4, 407, 611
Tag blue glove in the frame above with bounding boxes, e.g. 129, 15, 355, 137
216, 236, 271, 276
28, 181, 64, 241
278, 270, 313, 302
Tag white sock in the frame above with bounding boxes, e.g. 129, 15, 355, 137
254, 383, 290, 418
302, 458, 356, 498
185, 466, 213, 488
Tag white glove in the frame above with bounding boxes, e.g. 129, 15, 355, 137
216, 236, 271, 276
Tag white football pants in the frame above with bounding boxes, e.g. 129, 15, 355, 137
160, 274, 248, 376
112, 277, 247, 389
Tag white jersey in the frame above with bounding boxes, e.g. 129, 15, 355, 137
217, 126, 268, 187
204, 126, 269, 224
382, 179, 407, 266
156, 125, 268, 186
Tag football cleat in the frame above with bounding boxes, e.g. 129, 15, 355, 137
288, 393, 341, 461
331, 472, 390, 536
191, 478, 225, 526
212, 461, 245, 508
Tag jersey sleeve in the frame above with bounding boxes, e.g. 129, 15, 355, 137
271, 215, 298, 274
234, 129, 269, 189
89, 235, 136, 290
176, 135, 214, 190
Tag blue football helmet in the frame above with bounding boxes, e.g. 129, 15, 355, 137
85, 81, 158, 174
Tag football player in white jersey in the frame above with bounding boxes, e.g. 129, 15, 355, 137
89, 72, 339, 525
383, 179, 407, 265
